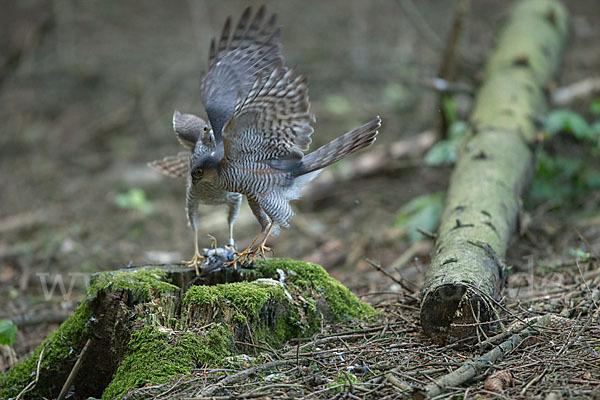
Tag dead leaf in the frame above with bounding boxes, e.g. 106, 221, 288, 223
484, 370, 513, 393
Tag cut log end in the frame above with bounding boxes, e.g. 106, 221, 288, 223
421, 283, 496, 344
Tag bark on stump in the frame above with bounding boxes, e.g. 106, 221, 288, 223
420, 0, 569, 344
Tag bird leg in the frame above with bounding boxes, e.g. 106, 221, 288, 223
247, 223, 273, 264
226, 197, 240, 251
227, 223, 274, 267
225, 230, 264, 267
226, 198, 274, 267
182, 230, 204, 275
226, 223, 236, 251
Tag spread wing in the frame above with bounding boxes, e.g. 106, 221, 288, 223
201, 6, 283, 142
148, 152, 189, 178
222, 67, 314, 165
172, 110, 207, 150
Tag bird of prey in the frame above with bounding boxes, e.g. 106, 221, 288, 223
190, 66, 381, 265
149, 6, 284, 273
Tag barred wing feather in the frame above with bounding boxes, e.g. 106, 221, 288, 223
221, 67, 314, 164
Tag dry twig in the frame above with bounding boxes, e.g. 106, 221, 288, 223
416, 315, 552, 398
57, 339, 92, 400
15, 342, 48, 400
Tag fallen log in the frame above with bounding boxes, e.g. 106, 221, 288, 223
420, 0, 569, 343
0, 259, 373, 399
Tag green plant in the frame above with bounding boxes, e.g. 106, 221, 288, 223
531, 151, 600, 203
531, 103, 600, 204
393, 192, 444, 243
544, 108, 598, 143
0, 320, 17, 346
114, 188, 154, 214
424, 120, 469, 166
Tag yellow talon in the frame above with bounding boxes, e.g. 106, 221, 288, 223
227, 224, 274, 267
183, 231, 204, 275
225, 248, 253, 268
207, 234, 218, 250
182, 252, 204, 276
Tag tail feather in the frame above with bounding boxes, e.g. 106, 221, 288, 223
297, 116, 381, 176
148, 153, 189, 178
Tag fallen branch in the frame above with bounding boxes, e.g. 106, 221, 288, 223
57, 339, 92, 400
198, 359, 304, 397
414, 314, 552, 398
552, 77, 600, 106
7, 312, 72, 327
365, 259, 418, 294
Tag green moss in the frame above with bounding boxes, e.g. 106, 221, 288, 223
0, 302, 91, 399
184, 281, 303, 349
205, 324, 234, 358
88, 268, 179, 303
271, 310, 303, 347
184, 281, 286, 319
183, 260, 374, 350
102, 324, 232, 400
2, 263, 372, 398
255, 259, 376, 322
1, 268, 178, 399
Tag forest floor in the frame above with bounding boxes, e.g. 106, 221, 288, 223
1, 0, 599, 398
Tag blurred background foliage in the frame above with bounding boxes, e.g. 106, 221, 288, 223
0, 0, 599, 358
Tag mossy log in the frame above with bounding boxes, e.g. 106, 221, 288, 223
420, 0, 569, 343
0, 259, 373, 399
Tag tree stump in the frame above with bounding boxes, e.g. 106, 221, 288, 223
0, 259, 373, 399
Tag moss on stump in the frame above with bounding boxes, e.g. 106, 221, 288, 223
0, 259, 373, 400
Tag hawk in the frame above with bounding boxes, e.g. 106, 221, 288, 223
150, 7, 284, 273
190, 66, 381, 265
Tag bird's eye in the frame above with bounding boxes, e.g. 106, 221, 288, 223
203, 126, 208, 133
193, 169, 204, 179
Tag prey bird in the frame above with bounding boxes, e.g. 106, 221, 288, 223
190, 66, 381, 265
149, 6, 284, 273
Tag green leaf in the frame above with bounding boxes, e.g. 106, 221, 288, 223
424, 121, 468, 166
424, 140, 457, 166
393, 193, 444, 243
441, 95, 457, 125
590, 121, 600, 148
530, 150, 600, 204
115, 188, 154, 214
0, 320, 18, 346
590, 99, 600, 114
545, 109, 594, 141
447, 120, 469, 140
567, 247, 591, 261
584, 169, 600, 189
